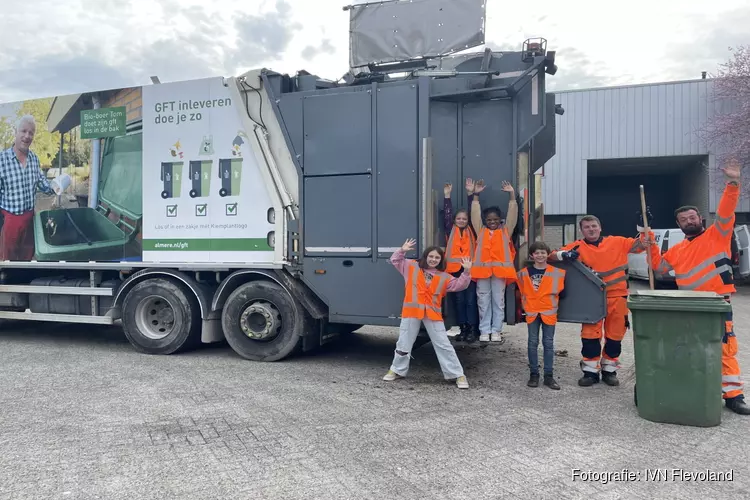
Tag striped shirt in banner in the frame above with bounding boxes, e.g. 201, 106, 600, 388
0, 146, 55, 215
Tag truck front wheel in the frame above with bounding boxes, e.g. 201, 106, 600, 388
122, 278, 201, 354
221, 280, 302, 361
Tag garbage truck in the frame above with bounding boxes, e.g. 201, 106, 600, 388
0, 0, 608, 361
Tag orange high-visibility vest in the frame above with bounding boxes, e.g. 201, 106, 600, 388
401, 261, 451, 321
470, 226, 517, 280
559, 236, 642, 298
445, 225, 476, 273
517, 265, 566, 325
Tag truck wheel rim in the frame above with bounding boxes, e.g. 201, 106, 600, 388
135, 295, 176, 340
239, 302, 281, 341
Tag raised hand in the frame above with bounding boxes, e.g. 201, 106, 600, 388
501, 180, 514, 193
465, 178, 475, 195
722, 158, 741, 181
401, 238, 417, 252
444, 182, 453, 197
460, 257, 473, 270
474, 179, 486, 194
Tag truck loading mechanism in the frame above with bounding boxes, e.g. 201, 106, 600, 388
0, 0, 607, 362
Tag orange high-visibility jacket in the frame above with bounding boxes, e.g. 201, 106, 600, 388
517, 265, 566, 325
401, 261, 452, 321
558, 236, 646, 298
470, 227, 517, 281
445, 225, 476, 273
649, 181, 739, 296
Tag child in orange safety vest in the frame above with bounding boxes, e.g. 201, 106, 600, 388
443, 180, 479, 343
469, 178, 519, 344
383, 238, 473, 389
516, 241, 566, 390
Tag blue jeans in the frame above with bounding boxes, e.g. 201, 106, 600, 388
451, 271, 478, 326
528, 316, 555, 375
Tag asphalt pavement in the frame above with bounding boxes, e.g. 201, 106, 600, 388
0, 281, 748, 499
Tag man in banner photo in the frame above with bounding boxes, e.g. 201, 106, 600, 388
0, 115, 58, 260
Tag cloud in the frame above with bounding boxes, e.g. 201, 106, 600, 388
545, 47, 618, 91
301, 39, 336, 61
0, 0, 301, 102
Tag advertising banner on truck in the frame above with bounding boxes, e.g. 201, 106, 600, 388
0, 77, 275, 264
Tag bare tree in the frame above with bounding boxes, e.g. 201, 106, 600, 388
699, 45, 750, 177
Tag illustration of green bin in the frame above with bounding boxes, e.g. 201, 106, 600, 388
189, 160, 212, 198
34, 132, 143, 262
628, 289, 731, 427
218, 158, 243, 197
160, 161, 183, 199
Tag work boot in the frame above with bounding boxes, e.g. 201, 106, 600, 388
455, 324, 468, 342
578, 373, 600, 387
527, 373, 540, 388
602, 372, 620, 386
726, 396, 750, 415
465, 326, 478, 344
544, 374, 560, 390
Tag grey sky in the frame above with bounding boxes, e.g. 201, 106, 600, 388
0, 0, 747, 102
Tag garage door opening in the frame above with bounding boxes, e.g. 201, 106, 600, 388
586, 155, 708, 237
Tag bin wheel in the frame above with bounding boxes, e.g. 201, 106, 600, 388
221, 280, 303, 362
161, 191, 169, 199
219, 188, 228, 197
189, 189, 197, 198
122, 278, 201, 355
634, 384, 638, 407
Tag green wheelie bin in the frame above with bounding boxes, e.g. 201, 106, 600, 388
628, 289, 731, 427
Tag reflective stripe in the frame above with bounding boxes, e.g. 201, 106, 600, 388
598, 264, 628, 278
682, 265, 733, 290
580, 359, 599, 373
605, 275, 628, 287
723, 375, 742, 384
715, 214, 732, 225
673, 252, 730, 280
601, 357, 620, 373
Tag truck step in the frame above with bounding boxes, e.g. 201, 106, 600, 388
0, 309, 114, 324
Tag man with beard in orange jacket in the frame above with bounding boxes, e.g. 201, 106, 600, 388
645, 159, 750, 415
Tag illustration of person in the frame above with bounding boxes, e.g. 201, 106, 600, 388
0, 115, 58, 260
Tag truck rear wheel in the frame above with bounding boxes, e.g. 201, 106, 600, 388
122, 278, 201, 355
221, 280, 302, 361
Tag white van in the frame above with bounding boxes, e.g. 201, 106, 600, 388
628, 225, 750, 287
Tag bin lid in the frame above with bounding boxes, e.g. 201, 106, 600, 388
627, 289, 731, 312
98, 132, 142, 221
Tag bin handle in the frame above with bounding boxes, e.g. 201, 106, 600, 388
65, 209, 93, 246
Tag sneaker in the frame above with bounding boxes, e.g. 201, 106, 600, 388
383, 370, 403, 381
490, 332, 505, 343
456, 376, 469, 389
544, 375, 560, 390
527, 373, 540, 388
446, 326, 461, 338
479, 334, 490, 342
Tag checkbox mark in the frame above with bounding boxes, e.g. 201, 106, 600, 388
196, 204, 207, 217
167, 205, 177, 217
225, 203, 238, 216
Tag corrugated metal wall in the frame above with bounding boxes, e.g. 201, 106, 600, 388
541, 79, 745, 215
